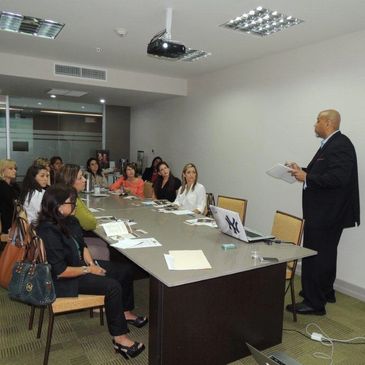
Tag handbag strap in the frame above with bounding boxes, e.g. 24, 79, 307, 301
21, 229, 48, 264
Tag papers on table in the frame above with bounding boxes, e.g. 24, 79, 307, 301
141, 200, 155, 206
111, 238, 162, 249
102, 221, 129, 237
185, 218, 217, 227
89, 207, 105, 212
157, 208, 194, 215
164, 250, 212, 270
266, 163, 296, 184
91, 193, 109, 197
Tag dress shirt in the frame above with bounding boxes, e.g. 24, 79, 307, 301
174, 183, 206, 214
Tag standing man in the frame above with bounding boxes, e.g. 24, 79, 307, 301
287, 109, 360, 315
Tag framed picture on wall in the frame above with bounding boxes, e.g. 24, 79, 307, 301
96, 149, 110, 169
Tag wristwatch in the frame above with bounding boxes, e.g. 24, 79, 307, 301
82, 266, 90, 274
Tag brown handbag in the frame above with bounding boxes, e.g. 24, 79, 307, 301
0, 202, 30, 289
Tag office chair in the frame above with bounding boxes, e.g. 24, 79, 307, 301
217, 195, 248, 224
29, 295, 105, 365
143, 181, 154, 198
271, 210, 304, 322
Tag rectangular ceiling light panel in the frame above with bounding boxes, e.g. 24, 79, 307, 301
221, 7, 303, 36
0, 11, 64, 38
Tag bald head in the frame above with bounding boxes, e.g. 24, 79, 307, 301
319, 109, 341, 130
314, 109, 341, 138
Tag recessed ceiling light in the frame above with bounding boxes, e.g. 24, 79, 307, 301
0, 11, 64, 39
96, 47, 102, 53
81, 106, 85, 109
99, 99, 105, 104
37, 102, 42, 105
50, 94, 56, 98
220, 7, 303, 37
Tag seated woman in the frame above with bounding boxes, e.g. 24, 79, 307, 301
174, 163, 206, 214
33, 157, 51, 186
142, 156, 162, 183
56, 164, 96, 231
19, 164, 49, 224
49, 156, 63, 185
86, 157, 108, 188
0, 159, 20, 234
152, 161, 181, 202
109, 163, 144, 198
37, 184, 146, 359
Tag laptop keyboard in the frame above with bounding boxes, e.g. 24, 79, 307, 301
269, 355, 287, 365
245, 230, 261, 238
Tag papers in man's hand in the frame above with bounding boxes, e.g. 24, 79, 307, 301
266, 163, 296, 184
111, 238, 162, 249
102, 221, 129, 237
164, 250, 212, 270
185, 218, 217, 227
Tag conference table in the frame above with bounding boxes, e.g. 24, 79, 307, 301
85, 193, 315, 365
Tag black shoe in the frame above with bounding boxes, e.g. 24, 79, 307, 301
126, 316, 148, 328
112, 339, 145, 359
286, 302, 326, 316
299, 290, 336, 303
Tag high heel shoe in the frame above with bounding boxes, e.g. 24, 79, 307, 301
112, 339, 145, 359
126, 316, 148, 328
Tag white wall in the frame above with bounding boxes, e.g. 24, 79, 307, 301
130, 30, 365, 297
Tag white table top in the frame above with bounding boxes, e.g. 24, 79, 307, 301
89, 193, 316, 287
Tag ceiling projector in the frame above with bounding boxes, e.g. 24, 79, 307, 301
147, 8, 186, 59
147, 38, 185, 58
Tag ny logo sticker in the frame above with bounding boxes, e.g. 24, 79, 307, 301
225, 215, 240, 234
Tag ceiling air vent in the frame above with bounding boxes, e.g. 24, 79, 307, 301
54, 64, 107, 81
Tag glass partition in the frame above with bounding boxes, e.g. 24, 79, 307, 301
8, 97, 103, 179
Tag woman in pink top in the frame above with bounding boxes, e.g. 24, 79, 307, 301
109, 162, 144, 198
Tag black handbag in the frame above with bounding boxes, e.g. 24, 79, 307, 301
8, 230, 56, 306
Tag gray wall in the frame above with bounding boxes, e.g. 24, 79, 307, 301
105, 105, 130, 165
131, 29, 365, 300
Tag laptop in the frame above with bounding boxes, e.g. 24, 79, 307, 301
246, 343, 302, 365
210, 205, 274, 243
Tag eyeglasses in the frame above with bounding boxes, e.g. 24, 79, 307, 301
63, 201, 76, 206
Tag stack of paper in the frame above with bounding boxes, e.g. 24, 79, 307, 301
111, 238, 162, 249
185, 218, 217, 227
266, 163, 296, 184
102, 221, 129, 237
164, 250, 212, 270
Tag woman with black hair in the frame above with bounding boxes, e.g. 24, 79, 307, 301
152, 161, 181, 202
142, 156, 162, 183
86, 157, 108, 188
49, 156, 63, 185
37, 184, 146, 359
19, 164, 49, 224
109, 163, 144, 198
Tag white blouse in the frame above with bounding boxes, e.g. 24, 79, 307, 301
23, 189, 45, 224
174, 183, 206, 214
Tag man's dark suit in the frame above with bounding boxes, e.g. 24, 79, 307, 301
301, 131, 360, 310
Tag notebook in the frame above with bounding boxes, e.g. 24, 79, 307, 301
210, 205, 274, 243
246, 343, 302, 365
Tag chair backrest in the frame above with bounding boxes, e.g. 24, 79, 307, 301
217, 195, 248, 224
205, 193, 215, 217
271, 210, 304, 245
143, 181, 154, 198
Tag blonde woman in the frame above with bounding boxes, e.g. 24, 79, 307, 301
174, 163, 206, 214
0, 159, 20, 233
